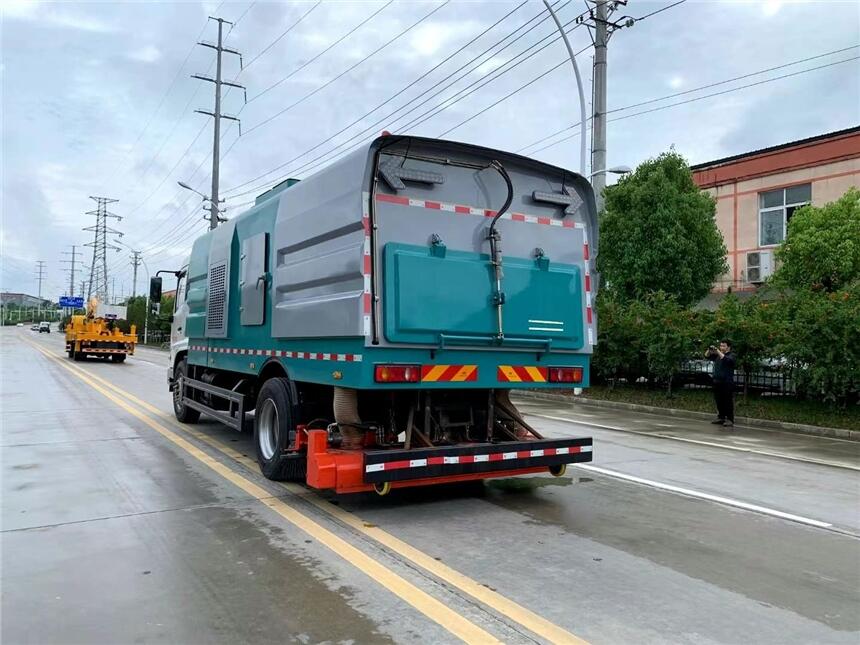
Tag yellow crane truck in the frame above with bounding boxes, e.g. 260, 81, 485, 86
65, 297, 137, 362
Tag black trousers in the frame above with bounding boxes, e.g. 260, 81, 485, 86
713, 382, 734, 422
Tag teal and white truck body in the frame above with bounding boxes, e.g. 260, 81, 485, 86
159, 135, 596, 493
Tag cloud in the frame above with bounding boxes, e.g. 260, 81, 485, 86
128, 45, 162, 63
762, 1, 783, 17
2, 2, 114, 32
47, 11, 114, 32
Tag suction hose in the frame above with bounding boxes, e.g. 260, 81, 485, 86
333, 387, 364, 450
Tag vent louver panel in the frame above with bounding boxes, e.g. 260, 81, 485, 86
207, 262, 227, 334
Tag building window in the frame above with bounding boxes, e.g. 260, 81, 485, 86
758, 183, 811, 246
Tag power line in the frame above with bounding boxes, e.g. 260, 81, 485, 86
523, 54, 860, 155
223, 1, 589, 199
221, 0, 542, 196
517, 44, 860, 154
439, 46, 590, 137
140, 0, 552, 258
241, 1, 452, 138
632, 0, 687, 21
248, 1, 394, 103
118, 3, 253, 221
114, 1, 385, 264
242, 2, 322, 70
97, 16, 214, 193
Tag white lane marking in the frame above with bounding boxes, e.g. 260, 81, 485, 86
526, 412, 860, 472
576, 464, 834, 529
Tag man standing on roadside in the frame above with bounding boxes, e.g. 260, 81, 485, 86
706, 339, 736, 428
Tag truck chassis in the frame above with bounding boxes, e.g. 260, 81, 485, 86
175, 368, 592, 495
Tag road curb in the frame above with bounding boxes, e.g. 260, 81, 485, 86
514, 390, 860, 441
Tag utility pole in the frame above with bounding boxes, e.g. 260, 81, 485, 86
193, 17, 244, 230
84, 196, 122, 303
34, 261, 46, 299
585, 1, 634, 214
130, 250, 142, 297
591, 0, 609, 214
61, 244, 78, 304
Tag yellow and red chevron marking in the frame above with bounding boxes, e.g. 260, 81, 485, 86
421, 364, 478, 382
497, 365, 548, 383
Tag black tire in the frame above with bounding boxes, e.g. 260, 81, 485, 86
67, 346, 74, 359
112, 353, 127, 363
254, 378, 306, 482
173, 358, 201, 423
73, 351, 84, 362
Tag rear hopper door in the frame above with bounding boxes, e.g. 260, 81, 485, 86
374, 150, 590, 351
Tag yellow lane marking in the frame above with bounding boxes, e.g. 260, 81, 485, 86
451, 365, 477, 382
41, 343, 589, 645
26, 342, 500, 645
524, 366, 547, 383
498, 365, 522, 382
422, 364, 448, 382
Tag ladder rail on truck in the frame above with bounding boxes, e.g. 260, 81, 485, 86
65, 298, 137, 363
156, 135, 596, 495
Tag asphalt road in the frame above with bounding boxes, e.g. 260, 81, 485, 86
3, 328, 859, 644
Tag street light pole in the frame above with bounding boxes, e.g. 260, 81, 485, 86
541, 0, 587, 177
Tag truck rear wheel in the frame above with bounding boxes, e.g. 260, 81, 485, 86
112, 353, 127, 363
254, 378, 306, 482
173, 358, 200, 423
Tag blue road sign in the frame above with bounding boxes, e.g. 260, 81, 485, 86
59, 296, 84, 308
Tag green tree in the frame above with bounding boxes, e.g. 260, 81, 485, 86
592, 293, 646, 386
773, 283, 859, 405
639, 292, 701, 395
773, 188, 860, 293
599, 151, 728, 306
709, 294, 777, 397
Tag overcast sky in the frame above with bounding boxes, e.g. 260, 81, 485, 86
2, 0, 858, 299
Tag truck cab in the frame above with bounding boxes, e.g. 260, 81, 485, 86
167, 266, 190, 387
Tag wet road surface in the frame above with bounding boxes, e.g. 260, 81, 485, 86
3, 328, 859, 644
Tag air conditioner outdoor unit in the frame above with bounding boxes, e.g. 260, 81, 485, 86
746, 250, 774, 284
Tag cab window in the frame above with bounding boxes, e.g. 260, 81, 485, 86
174, 269, 187, 313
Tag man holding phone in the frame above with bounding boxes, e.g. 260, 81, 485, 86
706, 339, 736, 428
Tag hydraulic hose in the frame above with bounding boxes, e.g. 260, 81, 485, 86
487, 160, 514, 341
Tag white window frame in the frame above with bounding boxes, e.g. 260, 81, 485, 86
758, 184, 811, 247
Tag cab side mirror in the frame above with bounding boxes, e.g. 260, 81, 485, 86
149, 276, 162, 303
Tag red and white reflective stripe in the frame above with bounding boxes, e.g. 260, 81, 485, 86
583, 229, 594, 346
362, 191, 372, 336
365, 445, 592, 473
376, 193, 586, 230
188, 345, 362, 362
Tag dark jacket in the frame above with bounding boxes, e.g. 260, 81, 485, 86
711, 351, 736, 385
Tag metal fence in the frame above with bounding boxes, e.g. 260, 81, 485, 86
678, 359, 796, 395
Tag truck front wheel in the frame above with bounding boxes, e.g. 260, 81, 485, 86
254, 378, 306, 482
173, 358, 200, 423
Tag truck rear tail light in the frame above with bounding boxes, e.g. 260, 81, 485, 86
374, 364, 421, 383
548, 367, 583, 383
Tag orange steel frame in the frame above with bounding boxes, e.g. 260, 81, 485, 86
301, 429, 549, 494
